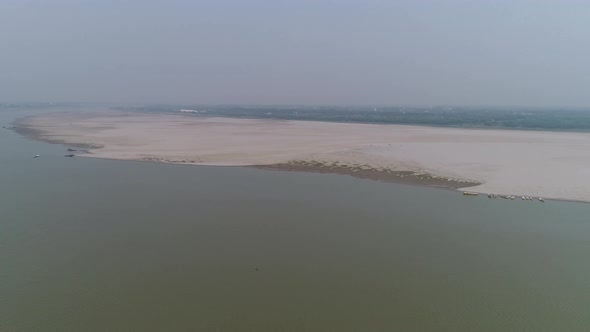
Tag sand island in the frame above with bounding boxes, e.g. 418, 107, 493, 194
14, 111, 590, 202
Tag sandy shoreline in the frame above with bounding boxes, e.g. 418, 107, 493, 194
13, 111, 590, 202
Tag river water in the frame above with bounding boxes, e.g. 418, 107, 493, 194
1, 108, 589, 331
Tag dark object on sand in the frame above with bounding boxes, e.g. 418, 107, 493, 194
67, 148, 77, 152
64, 154, 75, 157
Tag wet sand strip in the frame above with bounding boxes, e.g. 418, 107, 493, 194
256, 160, 481, 190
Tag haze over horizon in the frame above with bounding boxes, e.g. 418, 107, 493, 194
1, 0, 589, 107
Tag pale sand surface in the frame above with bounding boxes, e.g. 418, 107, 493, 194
16, 111, 590, 201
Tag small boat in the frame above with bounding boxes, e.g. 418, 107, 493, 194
33, 155, 40, 158
538, 198, 545, 202
67, 148, 77, 152
463, 192, 479, 196
64, 154, 75, 158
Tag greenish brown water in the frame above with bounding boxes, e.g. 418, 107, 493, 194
2, 109, 590, 331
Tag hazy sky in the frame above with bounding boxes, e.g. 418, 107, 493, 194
1, 0, 589, 107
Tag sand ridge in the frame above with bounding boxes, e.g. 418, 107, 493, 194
15, 111, 590, 202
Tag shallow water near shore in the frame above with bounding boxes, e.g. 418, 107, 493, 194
2, 109, 590, 331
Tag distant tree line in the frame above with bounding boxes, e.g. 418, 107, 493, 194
117, 105, 590, 132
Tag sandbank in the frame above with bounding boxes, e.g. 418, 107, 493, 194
14, 111, 590, 202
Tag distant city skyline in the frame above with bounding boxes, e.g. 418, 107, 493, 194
1, 0, 589, 107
